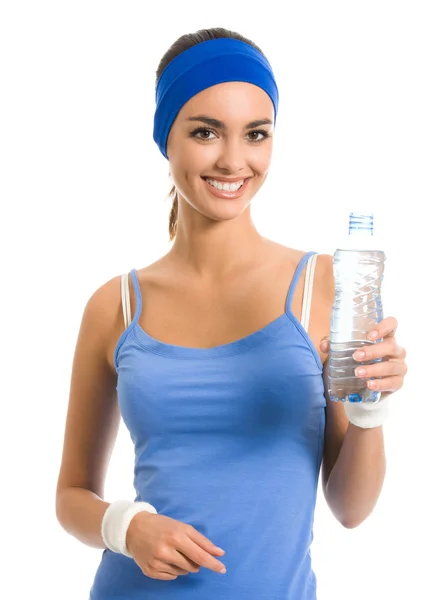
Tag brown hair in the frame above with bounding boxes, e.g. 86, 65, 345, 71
155, 28, 265, 242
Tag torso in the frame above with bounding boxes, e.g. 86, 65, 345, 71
106, 239, 334, 372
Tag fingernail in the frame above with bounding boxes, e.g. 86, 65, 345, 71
355, 367, 366, 377
219, 567, 227, 574
215, 547, 225, 554
353, 351, 365, 360
368, 330, 378, 340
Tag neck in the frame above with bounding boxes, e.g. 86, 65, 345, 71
166, 200, 267, 279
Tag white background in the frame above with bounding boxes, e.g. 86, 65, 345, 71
1, 1, 430, 598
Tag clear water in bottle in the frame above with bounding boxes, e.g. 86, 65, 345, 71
328, 213, 386, 403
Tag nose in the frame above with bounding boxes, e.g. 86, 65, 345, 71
215, 138, 246, 173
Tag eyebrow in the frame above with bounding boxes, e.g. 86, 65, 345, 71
186, 115, 273, 130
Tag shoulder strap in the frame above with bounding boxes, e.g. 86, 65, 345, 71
285, 251, 318, 333
121, 273, 131, 329
120, 269, 142, 330
300, 253, 318, 332
285, 251, 316, 312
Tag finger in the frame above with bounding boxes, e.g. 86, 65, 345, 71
165, 562, 192, 575
180, 531, 227, 574
149, 549, 200, 577
181, 539, 226, 574
151, 540, 202, 575
365, 375, 404, 393
153, 561, 189, 576
367, 316, 398, 341
353, 340, 406, 362
355, 359, 407, 380
185, 525, 225, 556
169, 549, 201, 573
146, 565, 179, 580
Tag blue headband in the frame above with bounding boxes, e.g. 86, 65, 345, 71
153, 38, 279, 159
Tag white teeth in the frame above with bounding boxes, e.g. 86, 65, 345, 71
206, 178, 244, 192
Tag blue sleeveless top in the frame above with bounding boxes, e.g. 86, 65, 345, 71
89, 251, 326, 600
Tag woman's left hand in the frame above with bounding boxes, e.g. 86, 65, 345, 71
320, 316, 408, 399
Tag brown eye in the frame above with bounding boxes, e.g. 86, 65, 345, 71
248, 130, 269, 142
190, 128, 216, 141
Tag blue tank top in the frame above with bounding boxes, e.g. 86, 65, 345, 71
89, 251, 326, 600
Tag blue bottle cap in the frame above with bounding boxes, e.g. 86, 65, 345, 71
348, 213, 374, 235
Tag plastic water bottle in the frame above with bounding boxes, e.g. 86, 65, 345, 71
328, 213, 386, 404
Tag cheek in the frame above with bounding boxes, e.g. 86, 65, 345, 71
251, 147, 272, 176
170, 141, 210, 178
246, 136, 273, 170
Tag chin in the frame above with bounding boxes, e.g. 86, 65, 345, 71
197, 198, 252, 223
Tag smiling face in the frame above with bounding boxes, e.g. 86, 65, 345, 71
166, 81, 275, 222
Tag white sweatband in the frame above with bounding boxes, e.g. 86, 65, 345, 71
344, 395, 390, 429
101, 500, 158, 557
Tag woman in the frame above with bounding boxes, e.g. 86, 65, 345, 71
55, 27, 407, 599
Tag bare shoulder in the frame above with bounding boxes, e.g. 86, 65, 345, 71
133, 254, 175, 286
264, 238, 330, 264
85, 275, 124, 336
83, 258, 173, 364
80, 273, 127, 369
267, 239, 335, 299
262, 239, 306, 266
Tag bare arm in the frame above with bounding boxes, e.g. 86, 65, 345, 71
321, 346, 386, 529
55, 276, 125, 549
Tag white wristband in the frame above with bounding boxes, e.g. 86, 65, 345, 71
344, 395, 390, 429
101, 500, 158, 557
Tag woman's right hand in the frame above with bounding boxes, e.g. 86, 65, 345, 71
125, 512, 227, 580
